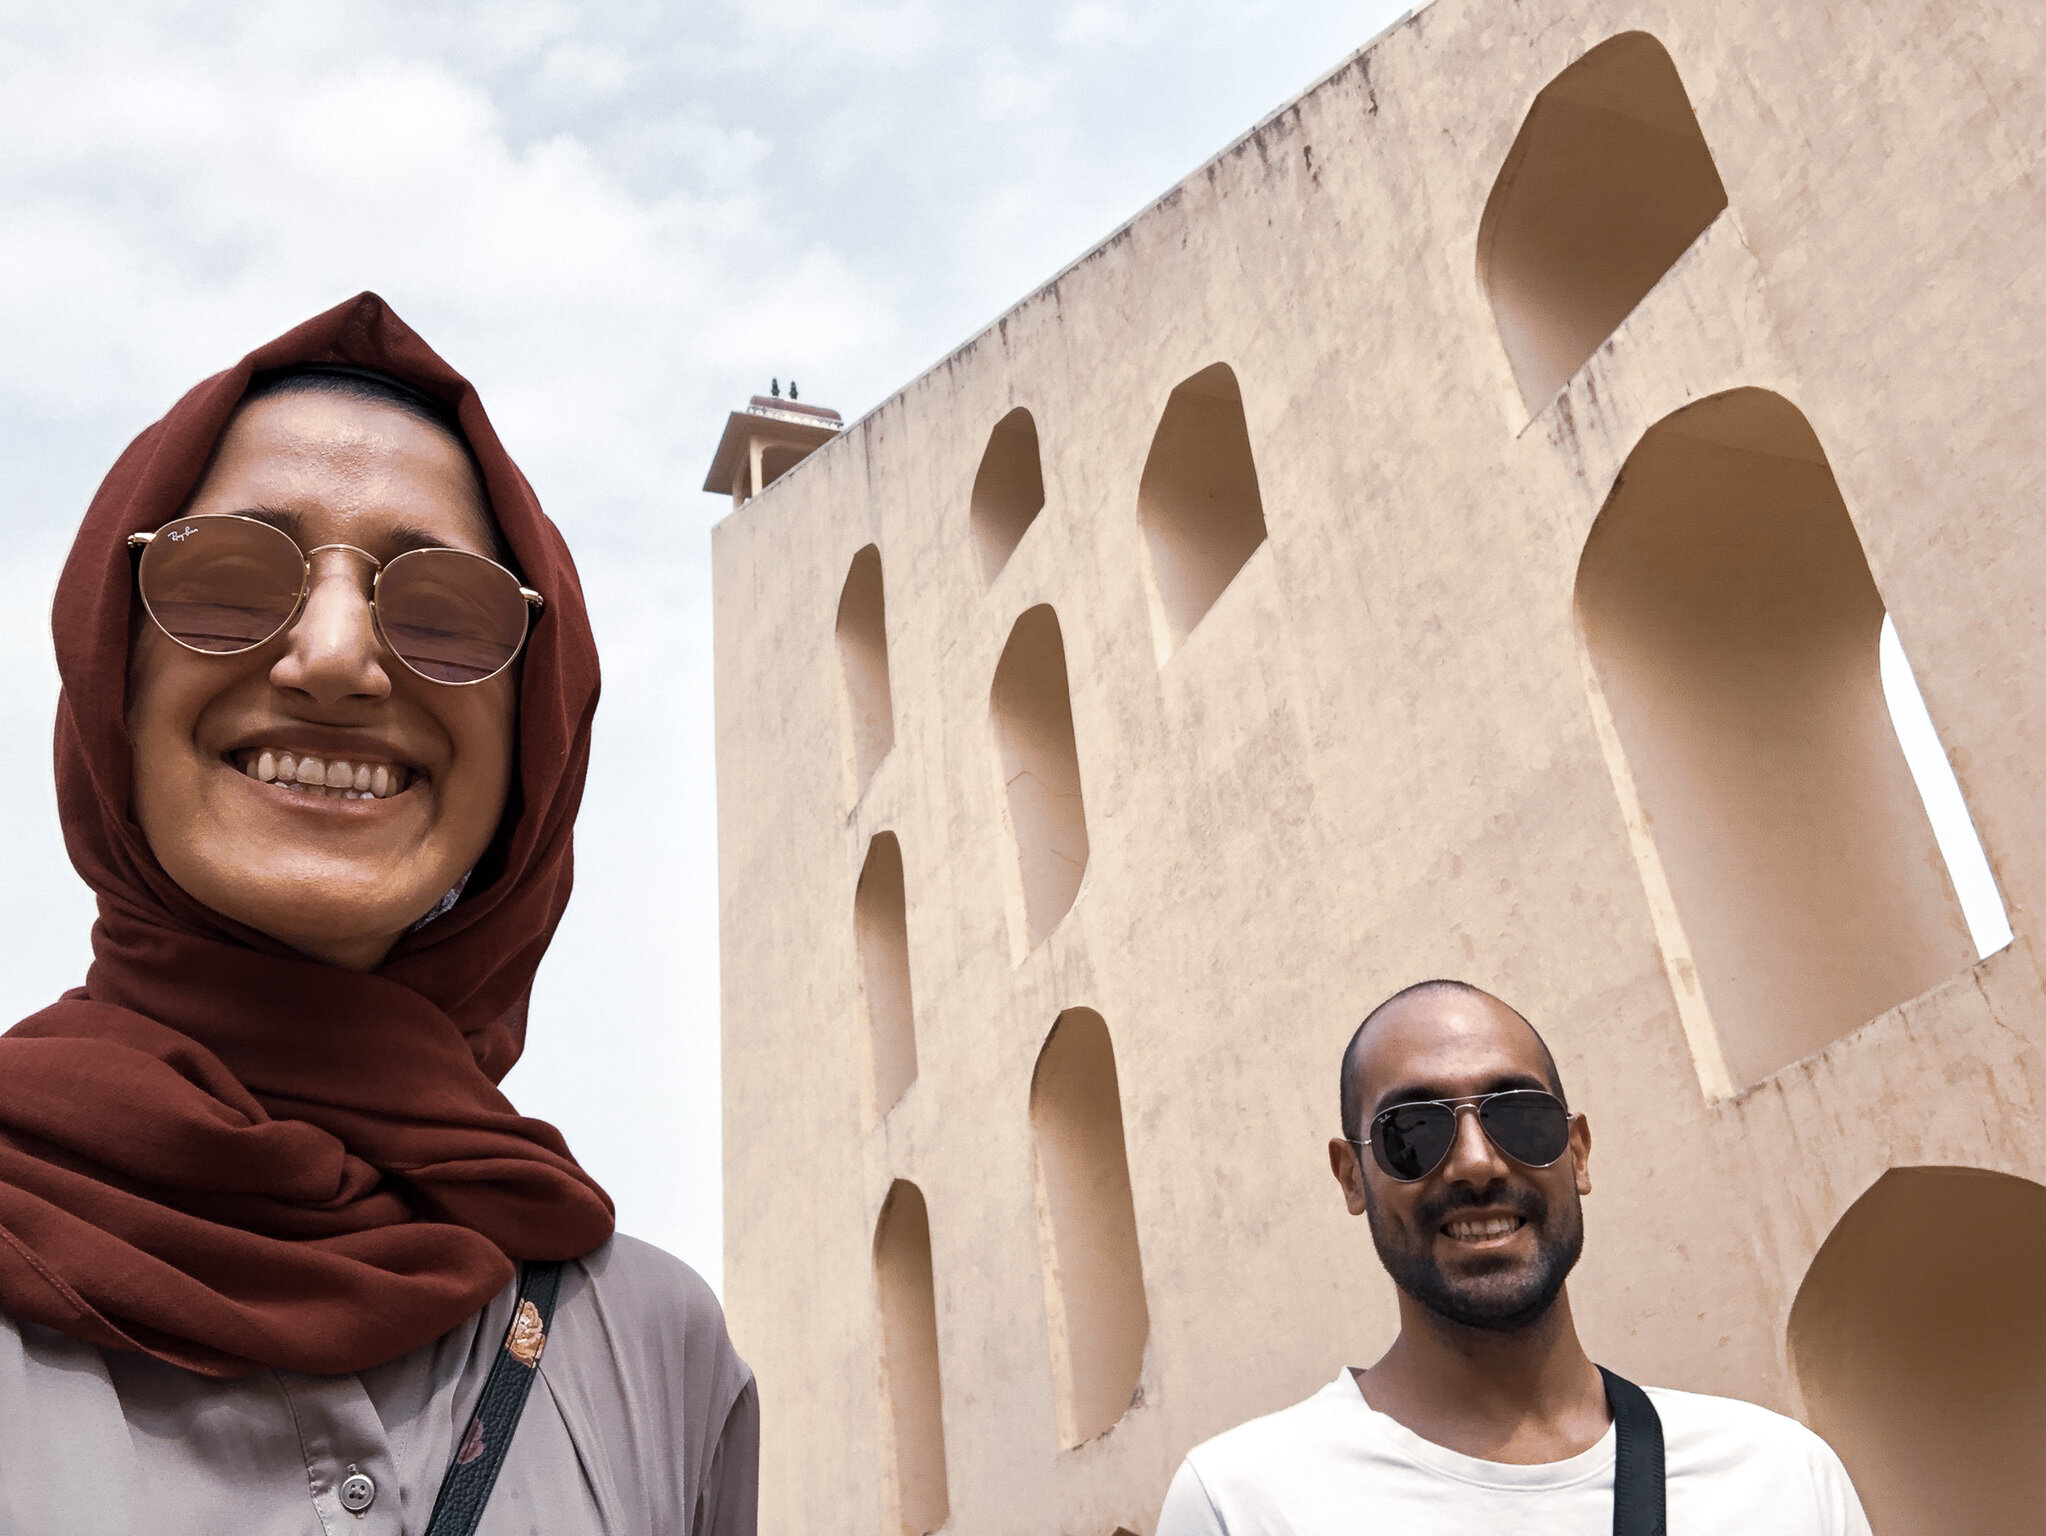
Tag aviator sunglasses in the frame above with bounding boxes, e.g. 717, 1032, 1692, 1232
129, 513, 542, 686
1351, 1088, 1572, 1182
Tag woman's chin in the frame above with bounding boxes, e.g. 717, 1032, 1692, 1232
280, 927, 410, 973
172, 857, 458, 971
229, 896, 418, 970
139, 765, 477, 965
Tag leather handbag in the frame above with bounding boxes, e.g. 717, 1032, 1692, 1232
423, 1261, 567, 1536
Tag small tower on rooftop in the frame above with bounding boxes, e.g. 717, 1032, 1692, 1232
703, 389, 843, 510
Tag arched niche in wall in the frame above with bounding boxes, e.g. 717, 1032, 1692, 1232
873, 1180, 949, 1536
856, 832, 917, 1123
1136, 362, 1267, 660
971, 407, 1045, 584
1029, 1008, 1150, 1448
836, 544, 895, 793
1478, 32, 1728, 412
1790, 1167, 2046, 1535
1576, 388, 1990, 1092
990, 605, 1090, 953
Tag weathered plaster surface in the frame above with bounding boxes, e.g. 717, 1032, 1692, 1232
713, 2, 2046, 1530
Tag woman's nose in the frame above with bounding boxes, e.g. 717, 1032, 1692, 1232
269, 554, 391, 704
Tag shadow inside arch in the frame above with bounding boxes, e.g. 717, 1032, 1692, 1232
1789, 1164, 2046, 1536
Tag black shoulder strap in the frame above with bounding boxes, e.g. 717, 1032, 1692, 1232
424, 1261, 567, 1536
1598, 1366, 1667, 1536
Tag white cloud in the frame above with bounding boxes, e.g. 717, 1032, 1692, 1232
1057, 1, 1136, 48
0, 0, 1413, 1289
977, 48, 1063, 120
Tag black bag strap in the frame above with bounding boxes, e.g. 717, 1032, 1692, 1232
1598, 1366, 1667, 1536
423, 1260, 567, 1536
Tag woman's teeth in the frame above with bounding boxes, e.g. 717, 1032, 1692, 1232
237, 750, 410, 800
1445, 1215, 1524, 1242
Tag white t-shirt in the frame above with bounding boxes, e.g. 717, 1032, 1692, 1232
1157, 1370, 1873, 1536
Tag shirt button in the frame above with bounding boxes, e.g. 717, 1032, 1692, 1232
339, 1471, 376, 1513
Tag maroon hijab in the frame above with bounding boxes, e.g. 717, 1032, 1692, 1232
0, 294, 615, 1377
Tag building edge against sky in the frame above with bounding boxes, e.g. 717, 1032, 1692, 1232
711, 3, 2046, 1534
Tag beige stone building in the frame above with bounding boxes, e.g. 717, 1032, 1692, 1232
710, 3, 2046, 1533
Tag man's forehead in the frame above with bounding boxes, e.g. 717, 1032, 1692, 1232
1352, 990, 1551, 1101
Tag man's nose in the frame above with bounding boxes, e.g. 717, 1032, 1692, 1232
1439, 1103, 1511, 1185
269, 554, 391, 705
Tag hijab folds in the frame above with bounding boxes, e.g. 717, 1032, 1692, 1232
0, 294, 615, 1377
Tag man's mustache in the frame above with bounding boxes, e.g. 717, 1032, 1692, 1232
1413, 1181, 1546, 1233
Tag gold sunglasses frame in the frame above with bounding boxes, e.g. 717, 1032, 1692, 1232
128, 512, 544, 687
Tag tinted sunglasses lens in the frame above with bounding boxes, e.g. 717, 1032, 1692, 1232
1478, 1093, 1571, 1167
378, 548, 530, 684
139, 518, 303, 653
1372, 1104, 1457, 1181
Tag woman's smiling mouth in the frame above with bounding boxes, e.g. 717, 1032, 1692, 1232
232, 749, 416, 801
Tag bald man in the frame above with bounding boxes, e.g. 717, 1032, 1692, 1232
1156, 979, 1872, 1535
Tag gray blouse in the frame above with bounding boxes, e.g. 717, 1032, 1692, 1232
0, 1235, 757, 1535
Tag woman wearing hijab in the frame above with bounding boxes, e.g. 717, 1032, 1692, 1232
0, 294, 757, 1534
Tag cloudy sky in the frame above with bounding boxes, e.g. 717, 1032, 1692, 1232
0, 0, 2007, 1293
0, 0, 1428, 1288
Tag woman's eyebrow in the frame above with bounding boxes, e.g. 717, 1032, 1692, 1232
232, 506, 475, 557
377, 523, 463, 557
234, 505, 305, 540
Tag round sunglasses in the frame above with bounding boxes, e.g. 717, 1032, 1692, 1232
1350, 1088, 1572, 1182
128, 513, 542, 686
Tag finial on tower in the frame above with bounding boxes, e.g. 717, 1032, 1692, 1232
702, 387, 845, 510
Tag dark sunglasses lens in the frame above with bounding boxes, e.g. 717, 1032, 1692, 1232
1479, 1093, 1571, 1167
139, 518, 303, 653
1373, 1103, 1457, 1181
378, 549, 530, 684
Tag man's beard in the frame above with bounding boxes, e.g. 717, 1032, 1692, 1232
1365, 1179, 1584, 1332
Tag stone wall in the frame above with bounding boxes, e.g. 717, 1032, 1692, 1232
712, 3, 2046, 1531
